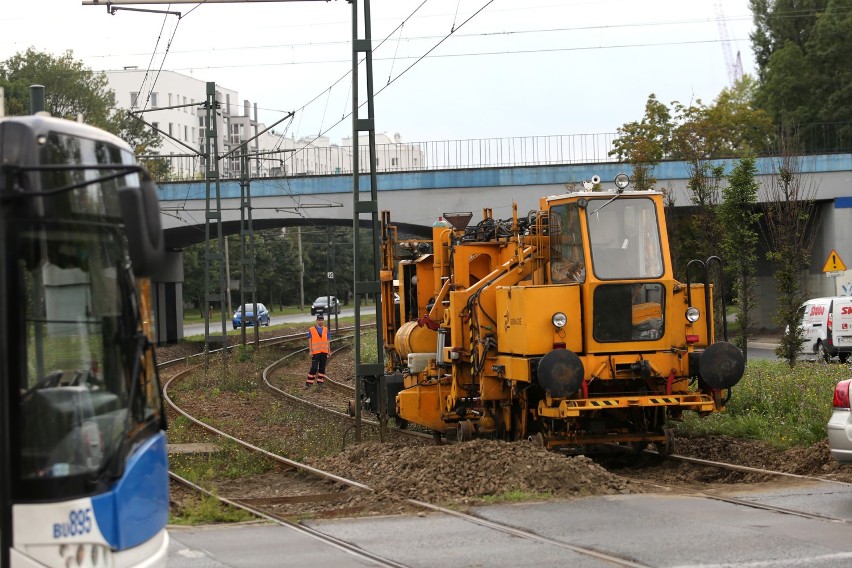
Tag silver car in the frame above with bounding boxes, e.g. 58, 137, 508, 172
827, 378, 852, 463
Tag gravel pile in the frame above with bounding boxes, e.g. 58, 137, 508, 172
309, 439, 638, 505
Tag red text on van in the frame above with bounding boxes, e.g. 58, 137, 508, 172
810, 306, 826, 316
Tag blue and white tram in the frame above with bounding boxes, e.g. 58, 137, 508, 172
0, 115, 169, 567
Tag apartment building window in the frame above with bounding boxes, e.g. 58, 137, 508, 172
183, 96, 187, 112
168, 123, 173, 137
184, 125, 189, 140
168, 93, 173, 106
391, 158, 399, 166
130, 92, 139, 108
192, 127, 196, 143
151, 122, 159, 134
150, 92, 159, 107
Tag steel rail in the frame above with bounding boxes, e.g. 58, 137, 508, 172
615, 450, 852, 525
260, 343, 433, 442
169, 471, 410, 568
163, 365, 373, 491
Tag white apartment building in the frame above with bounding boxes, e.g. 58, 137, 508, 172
104, 69, 423, 180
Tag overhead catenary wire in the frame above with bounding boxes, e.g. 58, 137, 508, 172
283, 0, 497, 158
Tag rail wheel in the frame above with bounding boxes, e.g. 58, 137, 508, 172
818, 341, 831, 363
432, 430, 444, 445
457, 419, 475, 442
661, 429, 675, 456
528, 432, 546, 449
347, 399, 356, 417
394, 416, 409, 430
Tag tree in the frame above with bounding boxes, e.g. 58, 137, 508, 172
750, 0, 852, 145
181, 245, 205, 318
750, 0, 827, 83
609, 94, 672, 190
762, 129, 820, 367
719, 157, 762, 360
612, 83, 772, 285
0, 48, 160, 154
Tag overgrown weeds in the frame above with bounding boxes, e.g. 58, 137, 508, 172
676, 359, 849, 448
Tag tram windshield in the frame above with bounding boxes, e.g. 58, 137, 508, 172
585, 197, 664, 280
4, 123, 164, 494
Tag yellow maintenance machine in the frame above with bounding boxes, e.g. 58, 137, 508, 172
377, 174, 744, 452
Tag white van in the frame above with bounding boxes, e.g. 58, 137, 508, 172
797, 297, 852, 363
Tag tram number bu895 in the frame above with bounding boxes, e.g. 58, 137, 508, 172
53, 509, 92, 539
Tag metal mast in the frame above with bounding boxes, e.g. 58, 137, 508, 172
351, 0, 383, 442
203, 82, 229, 360
239, 144, 260, 347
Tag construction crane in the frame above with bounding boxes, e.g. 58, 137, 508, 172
715, 1, 744, 86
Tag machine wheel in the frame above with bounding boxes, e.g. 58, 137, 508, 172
432, 430, 444, 445
528, 432, 546, 449
347, 399, 356, 417
661, 429, 675, 456
457, 419, 475, 442
818, 341, 831, 363
394, 416, 409, 430
840, 352, 849, 364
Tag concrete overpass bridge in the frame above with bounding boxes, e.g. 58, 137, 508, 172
152, 153, 852, 343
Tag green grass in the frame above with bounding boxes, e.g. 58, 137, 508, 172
481, 489, 553, 504
676, 359, 850, 448
169, 493, 255, 525
170, 440, 274, 483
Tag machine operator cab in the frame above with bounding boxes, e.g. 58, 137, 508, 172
547, 174, 666, 348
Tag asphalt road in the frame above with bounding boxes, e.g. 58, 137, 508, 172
182, 308, 358, 338
167, 478, 852, 568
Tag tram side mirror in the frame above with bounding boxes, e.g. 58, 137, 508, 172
119, 170, 164, 277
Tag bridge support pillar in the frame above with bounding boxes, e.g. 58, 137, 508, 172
152, 251, 184, 345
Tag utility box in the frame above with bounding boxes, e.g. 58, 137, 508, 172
496, 284, 583, 355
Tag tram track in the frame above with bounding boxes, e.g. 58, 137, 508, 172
260, 342, 434, 444
656, 452, 852, 525
160, 334, 658, 567
157, 328, 852, 567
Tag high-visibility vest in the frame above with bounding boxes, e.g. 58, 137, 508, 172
309, 326, 330, 354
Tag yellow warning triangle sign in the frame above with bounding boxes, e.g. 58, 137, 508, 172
822, 249, 847, 272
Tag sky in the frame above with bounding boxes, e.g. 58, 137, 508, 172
1, 0, 757, 145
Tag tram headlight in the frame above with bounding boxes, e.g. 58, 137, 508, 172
552, 312, 567, 329
685, 306, 701, 323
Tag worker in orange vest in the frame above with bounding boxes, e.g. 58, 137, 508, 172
305, 313, 330, 389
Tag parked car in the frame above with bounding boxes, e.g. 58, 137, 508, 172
795, 297, 852, 363
828, 379, 852, 463
233, 303, 270, 329
311, 296, 340, 315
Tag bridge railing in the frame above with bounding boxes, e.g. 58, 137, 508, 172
143, 122, 852, 182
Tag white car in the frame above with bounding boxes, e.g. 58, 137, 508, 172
828, 379, 852, 463
795, 297, 852, 363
